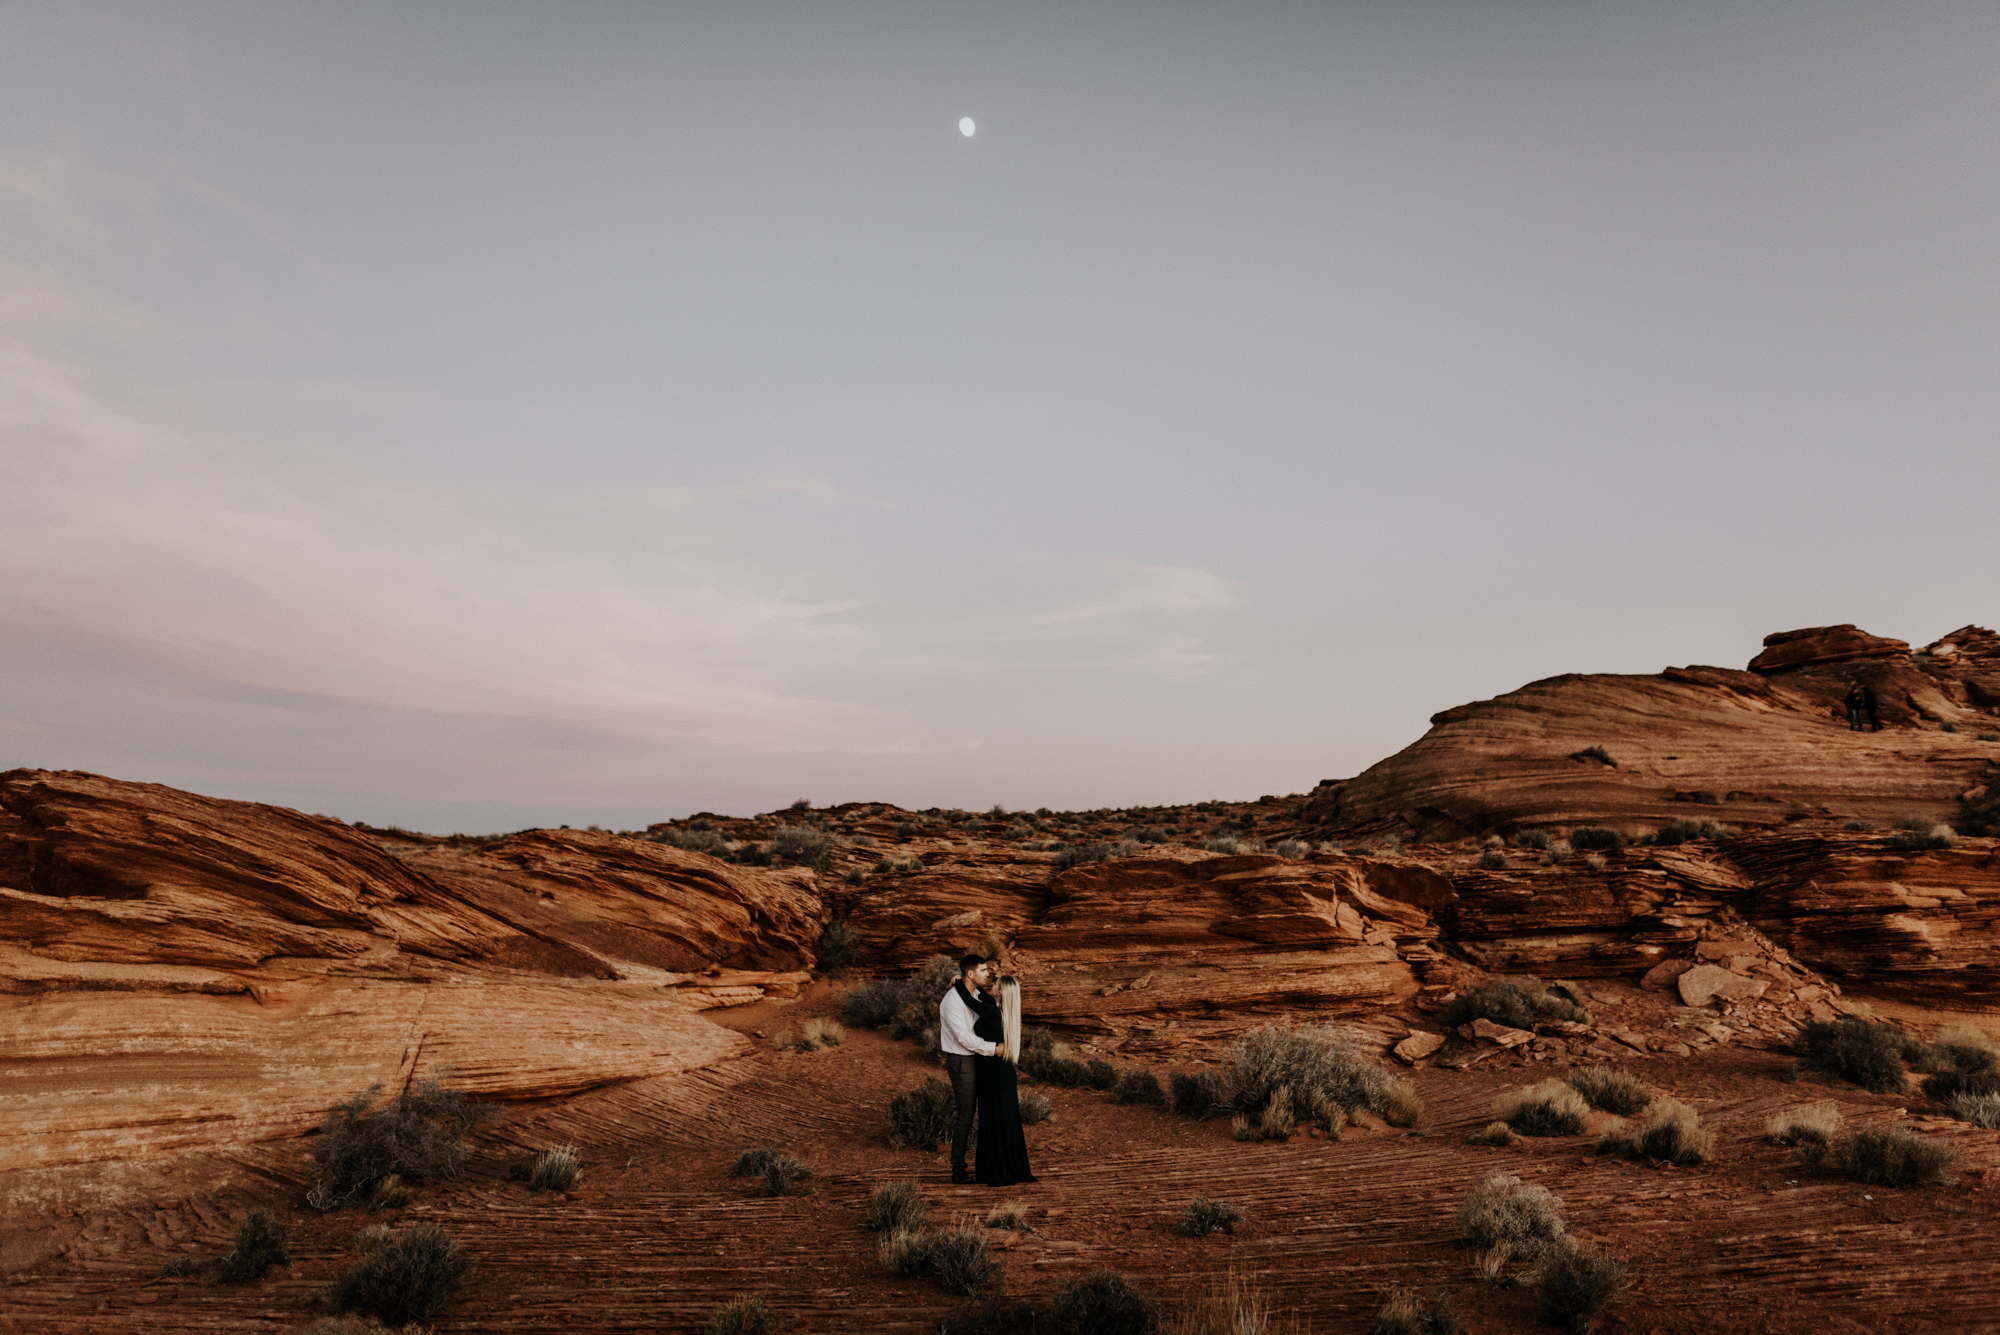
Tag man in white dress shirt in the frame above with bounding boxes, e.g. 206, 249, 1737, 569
939, 953, 998, 1183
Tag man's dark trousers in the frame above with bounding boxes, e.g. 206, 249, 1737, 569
943, 1050, 978, 1177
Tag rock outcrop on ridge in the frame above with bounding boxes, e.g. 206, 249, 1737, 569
1297, 622, 2000, 843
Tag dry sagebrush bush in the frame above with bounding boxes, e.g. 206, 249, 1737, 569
1169, 1071, 1234, 1121
1805, 1128, 1954, 1188
308, 1078, 496, 1212
1566, 1068, 1651, 1116
1597, 1097, 1713, 1165
803, 1016, 846, 1047
1538, 1244, 1627, 1334
325, 1224, 471, 1328
1455, 1173, 1568, 1260
703, 1295, 773, 1335
1178, 1195, 1242, 1238
1045, 1269, 1163, 1335
864, 1180, 928, 1233
1466, 1121, 1517, 1148
886, 1078, 957, 1149
1765, 1101, 1843, 1146
1793, 1017, 1910, 1094
1020, 1092, 1054, 1124
1494, 1081, 1590, 1137
1173, 1271, 1296, 1335
215, 1210, 292, 1285
527, 1145, 581, 1193
1370, 1287, 1464, 1335
1228, 1024, 1397, 1125
879, 1229, 1000, 1297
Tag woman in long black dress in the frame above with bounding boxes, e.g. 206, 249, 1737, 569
972, 975, 1037, 1187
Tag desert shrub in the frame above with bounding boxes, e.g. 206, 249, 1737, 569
1455, 1173, 1567, 1259
1597, 1097, 1712, 1165
1495, 1081, 1589, 1137
1438, 982, 1538, 1031
308, 1078, 497, 1211
1921, 1065, 2000, 1104
527, 1145, 581, 1193
865, 1180, 928, 1233
1228, 1024, 1395, 1123
1808, 1128, 1954, 1188
896, 821, 918, 837
703, 1294, 773, 1335
1046, 1269, 1162, 1335
1539, 841, 1572, 866
1054, 842, 1111, 870
160, 1255, 208, 1278
761, 1154, 810, 1197
1944, 1092, 2000, 1129
937, 1296, 1042, 1334
1888, 824, 1956, 851
773, 824, 836, 870
886, 1078, 957, 1150
214, 1210, 292, 1285
325, 1225, 471, 1327
1274, 839, 1312, 859
844, 869, 864, 885
1584, 854, 1607, 872
1538, 1244, 1626, 1334
1570, 826, 1623, 850
1175, 1273, 1294, 1335
1566, 1069, 1650, 1116
1843, 820, 1874, 831
985, 1200, 1031, 1231
1654, 818, 1732, 845
1114, 1071, 1164, 1106
1466, 1121, 1516, 1147
729, 1147, 783, 1179
1083, 1059, 1118, 1090
1568, 745, 1618, 767
656, 827, 730, 855
1372, 1288, 1464, 1335
840, 956, 957, 1030
1477, 850, 1508, 870
1020, 1092, 1053, 1124
1795, 1017, 1909, 1093
1481, 834, 1505, 849
1169, 1071, 1234, 1121
883, 1229, 1000, 1297
802, 1016, 845, 1048
817, 918, 862, 976
1534, 985, 1593, 1025
1178, 1195, 1242, 1237
1765, 1101, 1842, 1146
1513, 829, 1551, 850
1915, 1023, 1996, 1075
1383, 1077, 1425, 1128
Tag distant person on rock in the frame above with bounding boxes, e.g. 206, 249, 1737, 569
940, 953, 998, 1184
1863, 684, 1883, 731
1846, 684, 1868, 731
973, 974, 1038, 1187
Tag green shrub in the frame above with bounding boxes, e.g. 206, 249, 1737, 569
1566, 1069, 1650, 1116
1795, 1018, 1910, 1093
864, 1180, 928, 1233
773, 824, 836, 869
1538, 1243, 1626, 1334
1114, 1071, 1164, 1105
325, 1225, 471, 1327
1168, 1071, 1233, 1120
1455, 1173, 1567, 1259
307, 1078, 496, 1212
886, 1079, 957, 1150
214, 1210, 291, 1285
1178, 1195, 1241, 1237
703, 1295, 773, 1335
1045, 1269, 1162, 1335
1495, 1081, 1589, 1137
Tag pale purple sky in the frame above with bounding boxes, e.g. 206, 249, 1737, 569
2, 2, 1995, 831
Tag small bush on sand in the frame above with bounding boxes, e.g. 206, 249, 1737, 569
1020, 1092, 1054, 1124
1440, 980, 1589, 1030
214, 1210, 292, 1285
1179, 1196, 1242, 1237
1920, 1066, 2000, 1106
1887, 823, 1956, 852
703, 1295, 773, 1335
865, 1180, 928, 1234
1115, 1071, 1164, 1106
1570, 826, 1623, 850
1567, 1069, 1650, 1116
1946, 1091, 2000, 1129
773, 824, 837, 871
840, 956, 958, 1031
1383, 1078, 1425, 1127
1467, 1121, 1516, 1148
1915, 1024, 1997, 1076
1054, 842, 1112, 870
816, 917, 863, 976
1514, 829, 1551, 850
527, 1145, 581, 1193
1455, 1174, 1567, 1259
1765, 1101, 1842, 1146
1540, 842, 1572, 866
1654, 818, 1732, 845
880, 1229, 1000, 1297
308, 1078, 497, 1212
1795, 1017, 1910, 1093
1494, 1082, 1590, 1137
1478, 850, 1508, 870
1175, 1272, 1293, 1335
1169, 1071, 1234, 1121
1596, 1097, 1713, 1165
985, 1200, 1031, 1231
1538, 1243, 1626, 1334
1229, 1024, 1397, 1124
760, 1154, 810, 1197
729, 1147, 784, 1179
325, 1224, 471, 1327
1046, 1269, 1162, 1335
1802, 1128, 1954, 1188
803, 1017, 846, 1048
1084, 1059, 1119, 1090
1372, 1287, 1465, 1335
886, 1079, 957, 1150
938, 1296, 1044, 1334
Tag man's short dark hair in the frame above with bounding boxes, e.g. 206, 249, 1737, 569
959, 953, 990, 976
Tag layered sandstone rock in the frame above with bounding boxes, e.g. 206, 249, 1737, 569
1297, 623, 1999, 842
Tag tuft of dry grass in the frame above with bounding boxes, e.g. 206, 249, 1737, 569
1466, 1121, 1516, 1148
527, 1145, 581, 1193
1383, 1078, 1425, 1128
1765, 1100, 1842, 1146
1566, 1068, 1651, 1116
1494, 1081, 1590, 1137
702, 1294, 773, 1335
1538, 1243, 1627, 1333
1171, 1271, 1301, 1335
1598, 1097, 1713, 1165
864, 1180, 927, 1234
1369, 1286, 1464, 1335
804, 1017, 846, 1047
1178, 1195, 1243, 1238
984, 1200, 1031, 1232
1455, 1173, 1567, 1259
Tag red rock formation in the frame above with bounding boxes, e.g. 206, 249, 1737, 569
1748, 623, 1910, 674
1298, 623, 1999, 842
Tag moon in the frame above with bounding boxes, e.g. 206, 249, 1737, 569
959, 117, 975, 137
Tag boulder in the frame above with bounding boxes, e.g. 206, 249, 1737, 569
1748, 625, 1911, 675
1677, 963, 1769, 1007
1393, 1031, 1446, 1064
1467, 1018, 1534, 1047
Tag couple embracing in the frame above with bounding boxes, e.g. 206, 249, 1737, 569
938, 954, 1038, 1187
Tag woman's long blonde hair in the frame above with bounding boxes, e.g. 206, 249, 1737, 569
998, 975, 1023, 1065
